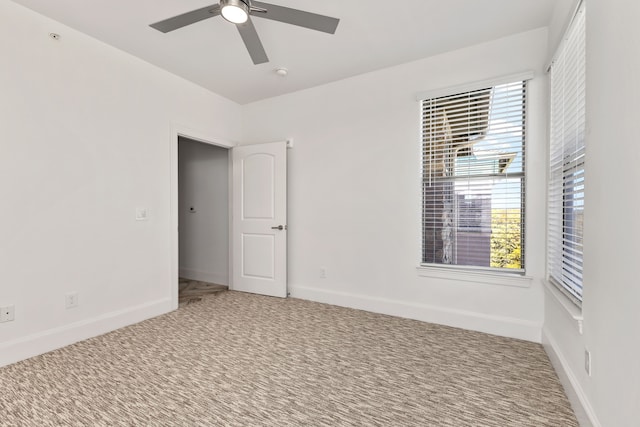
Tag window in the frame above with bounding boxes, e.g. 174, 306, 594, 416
548, 1, 586, 305
421, 79, 527, 272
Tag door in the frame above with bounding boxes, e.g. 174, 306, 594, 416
232, 141, 287, 297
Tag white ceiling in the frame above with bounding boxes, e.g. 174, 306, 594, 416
11, 0, 564, 104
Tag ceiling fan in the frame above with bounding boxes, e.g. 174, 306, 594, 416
150, 0, 340, 65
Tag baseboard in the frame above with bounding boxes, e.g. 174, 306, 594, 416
290, 285, 541, 342
542, 327, 601, 427
0, 298, 172, 368
179, 268, 228, 286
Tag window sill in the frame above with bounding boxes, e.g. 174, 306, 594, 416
416, 266, 532, 288
543, 279, 584, 334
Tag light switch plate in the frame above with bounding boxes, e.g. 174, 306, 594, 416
135, 208, 149, 221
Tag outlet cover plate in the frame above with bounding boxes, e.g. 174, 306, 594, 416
65, 292, 79, 309
0, 305, 15, 322
584, 349, 591, 376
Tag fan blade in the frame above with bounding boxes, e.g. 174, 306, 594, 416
252, 1, 339, 34
150, 4, 221, 33
237, 18, 269, 64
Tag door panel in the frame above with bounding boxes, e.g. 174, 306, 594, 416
242, 153, 275, 219
242, 233, 275, 279
232, 141, 287, 297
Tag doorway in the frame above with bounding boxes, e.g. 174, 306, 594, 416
177, 136, 231, 305
170, 127, 289, 309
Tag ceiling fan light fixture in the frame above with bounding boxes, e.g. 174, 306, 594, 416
220, 0, 250, 24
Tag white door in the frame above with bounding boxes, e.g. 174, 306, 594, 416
232, 141, 287, 297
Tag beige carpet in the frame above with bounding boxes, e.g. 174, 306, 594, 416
0, 291, 577, 426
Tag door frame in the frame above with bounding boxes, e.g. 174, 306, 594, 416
169, 123, 235, 310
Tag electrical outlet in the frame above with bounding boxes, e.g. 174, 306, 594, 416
319, 267, 327, 279
65, 292, 79, 309
584, 349, 592, 376
0, 305, 15, 323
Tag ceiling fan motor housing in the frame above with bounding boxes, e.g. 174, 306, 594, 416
220, 0, 251, 7
220, 0, 251, 24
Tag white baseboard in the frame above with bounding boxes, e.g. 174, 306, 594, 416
179, 268, 228, 286
542, 327, 601, 427
290, 285, 541, 342
0, 298, 172, 368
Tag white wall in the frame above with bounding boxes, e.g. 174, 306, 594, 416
543, 0, 640, 426
178, 138, 229, 285
547, 0, 580, 65
0, 1, 241, 366
242, 28, 550, 342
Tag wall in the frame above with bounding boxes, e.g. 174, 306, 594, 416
547, 0, 580, 64
0, 1, 241, 367
178, 138, 229, 285
542, 0, 640, 426
242, 28, 550, 342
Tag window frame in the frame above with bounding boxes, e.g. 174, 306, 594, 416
418, 73, 532, 276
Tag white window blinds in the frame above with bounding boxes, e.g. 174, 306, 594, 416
421, 80, 527, 272
548, 1, 586, 305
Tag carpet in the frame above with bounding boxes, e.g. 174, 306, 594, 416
0, 291, 578, 426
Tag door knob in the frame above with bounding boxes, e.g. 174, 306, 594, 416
271, 225, 287, 230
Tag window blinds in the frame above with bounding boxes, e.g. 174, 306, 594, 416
421, 80, 527, 271
548, 1, 586, 304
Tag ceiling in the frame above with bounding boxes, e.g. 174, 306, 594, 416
11, 0, 564, 104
